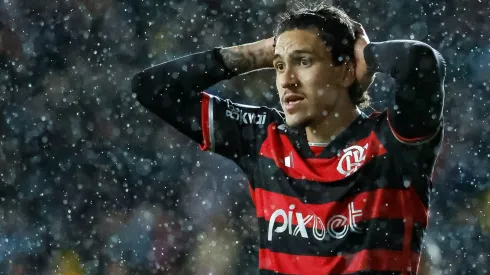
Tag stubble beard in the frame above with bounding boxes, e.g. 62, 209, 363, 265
285, 113, 315, 130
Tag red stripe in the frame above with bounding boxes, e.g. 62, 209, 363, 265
386, 110, 429, 143
199, 93, 211, 151
253, 187, 428, 227
259, 124, 387, 183
259, 248, 420, 274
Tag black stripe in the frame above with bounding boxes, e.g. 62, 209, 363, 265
259, 218, 423, 257
260, 268, 402, 275
256, 155, 430, 208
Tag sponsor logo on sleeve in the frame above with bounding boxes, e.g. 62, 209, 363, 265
225, 107, 267, 125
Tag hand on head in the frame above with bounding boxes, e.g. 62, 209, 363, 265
352, 21, 374, 91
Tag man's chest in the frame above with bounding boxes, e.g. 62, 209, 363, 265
250, 130, 405, 243
255, 129, 389, 188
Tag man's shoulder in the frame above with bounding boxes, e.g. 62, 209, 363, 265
362, 109, 394, 134
364, 108, 443, 161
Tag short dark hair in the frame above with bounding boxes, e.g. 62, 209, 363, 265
273, 4, 370, 108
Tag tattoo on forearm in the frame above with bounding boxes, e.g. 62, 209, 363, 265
219, 48, 260, 75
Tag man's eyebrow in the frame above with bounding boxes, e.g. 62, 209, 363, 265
273, 50, 314, 60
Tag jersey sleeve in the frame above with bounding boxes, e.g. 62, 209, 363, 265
132, 48, 237, 148
132, 48, 282, 163
364, 40, 446, 145
200, 92, 282, 161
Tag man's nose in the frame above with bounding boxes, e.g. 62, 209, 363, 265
281, 70, 299, 89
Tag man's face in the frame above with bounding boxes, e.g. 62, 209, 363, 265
274, 28, 354, 128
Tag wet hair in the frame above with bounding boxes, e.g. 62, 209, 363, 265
274, 4, 370, 108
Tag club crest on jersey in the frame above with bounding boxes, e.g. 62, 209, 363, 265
337, 143, 369, 177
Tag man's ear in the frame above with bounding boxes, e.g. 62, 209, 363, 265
340, 61, 356, 88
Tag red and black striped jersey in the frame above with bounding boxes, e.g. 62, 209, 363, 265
199, 92, 443, 275
132, 41, 446, 275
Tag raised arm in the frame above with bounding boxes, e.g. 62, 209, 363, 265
131, 38, 275, 144
363, 40, 446, 141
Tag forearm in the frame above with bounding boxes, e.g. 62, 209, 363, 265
132, 48, 232, 104
132, 38, 274, 104
364, 40, 446, 138
363, 40, 445, 84
219, 38, 275, 75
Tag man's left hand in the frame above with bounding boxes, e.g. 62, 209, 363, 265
352, 21, 374, 91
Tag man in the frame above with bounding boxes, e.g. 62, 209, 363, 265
132, 4, 446, 275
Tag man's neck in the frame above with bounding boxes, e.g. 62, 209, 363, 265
305, 103, 361, 144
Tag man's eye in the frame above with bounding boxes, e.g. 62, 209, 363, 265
301, 58, 311, 66
275, 63, 284, 71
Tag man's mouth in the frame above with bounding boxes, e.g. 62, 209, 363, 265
283, 94, 305, 112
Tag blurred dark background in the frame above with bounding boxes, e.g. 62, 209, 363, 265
0, 0, 488, 274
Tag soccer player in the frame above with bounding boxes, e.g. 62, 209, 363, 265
132, 4, 445, 275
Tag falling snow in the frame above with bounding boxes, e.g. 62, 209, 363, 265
0, 0, 488, 274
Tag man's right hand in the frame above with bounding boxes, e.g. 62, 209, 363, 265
219, 37, 275, 76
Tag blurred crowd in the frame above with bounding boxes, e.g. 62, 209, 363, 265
0, 0, 488, 274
